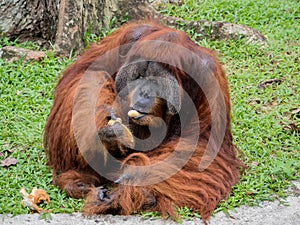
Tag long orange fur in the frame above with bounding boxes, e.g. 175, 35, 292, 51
44, 20, 243, 222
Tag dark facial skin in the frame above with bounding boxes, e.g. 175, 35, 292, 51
97, 61, 182, 155
115, 61, 181, 127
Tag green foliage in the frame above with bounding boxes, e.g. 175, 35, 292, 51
83, 16, 129, 47
0, 37, 41, 50
0, 0, 299, 219
0, 52, 78, 214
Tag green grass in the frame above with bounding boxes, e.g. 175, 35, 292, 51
0, 50, 83, 214
0, 0, 299, 218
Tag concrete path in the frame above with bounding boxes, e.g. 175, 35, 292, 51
1, 181, 299, 225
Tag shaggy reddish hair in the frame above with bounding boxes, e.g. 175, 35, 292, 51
44, 20, 243, 223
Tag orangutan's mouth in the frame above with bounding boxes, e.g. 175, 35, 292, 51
128, 109, 148, 120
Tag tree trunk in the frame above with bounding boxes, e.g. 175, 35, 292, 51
0, 0, 58, 44
0, 0, 155, 53
0, 0, 266, 54
54, 0, 155, 54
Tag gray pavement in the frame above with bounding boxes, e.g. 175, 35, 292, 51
1, 181, 299, 225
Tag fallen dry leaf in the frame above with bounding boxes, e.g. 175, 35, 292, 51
0, 157, 18, 167
291, 108, 300, 115
251, 161, 260, 166
289, 122, 300, 135
4, 149, 14, 153
258, 78, 283, 90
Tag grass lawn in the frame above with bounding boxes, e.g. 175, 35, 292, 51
0, 0, 299, 218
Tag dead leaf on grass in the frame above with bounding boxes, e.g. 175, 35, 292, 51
289, 122, 300, 135
258, 78, 283, 90
4, 149, 15, 153
251, 161, 260, 166
255, 100, 278, 114
0, 157, 18, 167
281, 121, 300, 134
246, 191, 253, 195
291, 108, 300, 115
